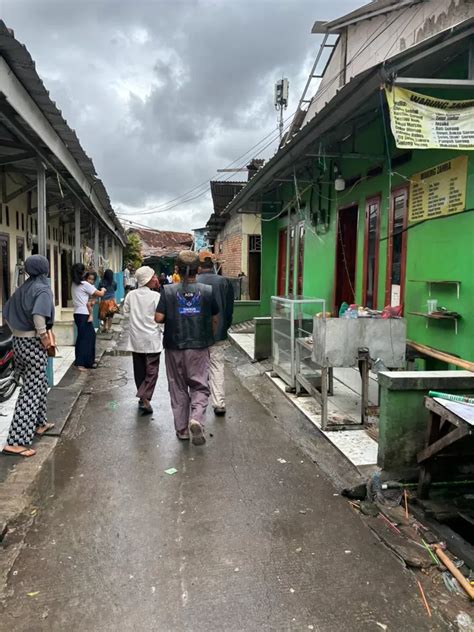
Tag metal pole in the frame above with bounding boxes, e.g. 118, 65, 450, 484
37, 160, 47, 257
74, 204, 81, 263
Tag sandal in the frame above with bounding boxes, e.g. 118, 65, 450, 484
2, 447, 36, 458
36, 422, 55, 436
176, 430, 190, 441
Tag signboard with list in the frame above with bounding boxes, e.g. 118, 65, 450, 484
408, 156, 468, 223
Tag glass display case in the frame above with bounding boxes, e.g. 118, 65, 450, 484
271, 296, 326, 388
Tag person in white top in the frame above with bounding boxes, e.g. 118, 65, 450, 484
123, 266, 162, 415
71, 263, 106, 371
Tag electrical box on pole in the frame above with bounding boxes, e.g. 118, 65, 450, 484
274, 78, 289, 143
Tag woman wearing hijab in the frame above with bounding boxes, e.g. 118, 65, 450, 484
71, 263, 106, 371
2, 255, 55, 457
98, 268, 118, 333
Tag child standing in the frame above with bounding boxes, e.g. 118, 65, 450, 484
99, 269, 118, 333
85, 271, 98, 324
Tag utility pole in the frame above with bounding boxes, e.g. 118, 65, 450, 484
274, 78, 289, 144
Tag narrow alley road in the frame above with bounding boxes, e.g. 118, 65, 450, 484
1, 353, 447, 631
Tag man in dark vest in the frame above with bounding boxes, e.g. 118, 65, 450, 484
155, 250, 219, 445
197, 252, 234, 416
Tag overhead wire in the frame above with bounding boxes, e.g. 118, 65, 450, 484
121, 9, 407, 223
120, 109, 298, 217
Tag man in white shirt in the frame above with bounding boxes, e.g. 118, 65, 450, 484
123, 266, 162, 415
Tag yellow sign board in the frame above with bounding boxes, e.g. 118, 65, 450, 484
408, 156, 468, 223
385, 87, 474, 150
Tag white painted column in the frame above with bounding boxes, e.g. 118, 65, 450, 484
37, 160, 47, 257
94, 220, 99, 269
74, 204, 81, 263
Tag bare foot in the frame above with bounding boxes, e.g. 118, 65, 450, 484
77, 366, 89, 372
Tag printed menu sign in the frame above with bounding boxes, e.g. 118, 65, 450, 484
385, 87, 474, 150
408, 156, 468, 223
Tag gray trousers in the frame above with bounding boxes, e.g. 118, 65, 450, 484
164, 348, 210, 432
209, 341, 227, 408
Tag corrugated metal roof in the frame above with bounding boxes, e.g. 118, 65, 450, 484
224, 18, 474, 217
210, 180, 246, 216
0, 20, 125, 242
314, 0, 422, 32
129, 227, 193, 259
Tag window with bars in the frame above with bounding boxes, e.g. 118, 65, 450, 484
248, 234, 261, 252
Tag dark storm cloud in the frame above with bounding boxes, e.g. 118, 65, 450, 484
0, 0, 360, 230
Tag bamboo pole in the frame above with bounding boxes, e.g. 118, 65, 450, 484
433, 546, 474, 600
407, 340, 474, 372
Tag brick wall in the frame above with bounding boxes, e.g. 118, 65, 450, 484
214, 213, 243, 277
218, 233, 243, 277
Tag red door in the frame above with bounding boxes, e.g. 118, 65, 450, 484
277, 228, 287, 296
385, 187, 408, 309
334, 205, 358, 311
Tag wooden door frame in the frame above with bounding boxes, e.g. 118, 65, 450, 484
277, 227, 288, 296
332, 201, 359, 313
296, 221, 305, 297
384, 185, 409, 309
362, 194, 381, 309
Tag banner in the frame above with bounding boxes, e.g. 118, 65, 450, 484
385, 86, 474, 150
408, 156, 468, 223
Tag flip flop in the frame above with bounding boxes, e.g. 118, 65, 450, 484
2, 447, 36, 458
35, 422, 55, 436
176, 430, 190, 441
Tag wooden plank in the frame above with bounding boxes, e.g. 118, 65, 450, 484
407, 340, 474, 371
417, 426, 470, 463
425, 397, 465, 428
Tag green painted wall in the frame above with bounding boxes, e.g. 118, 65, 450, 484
233, 301, 261, 324
259, 134, 474, 360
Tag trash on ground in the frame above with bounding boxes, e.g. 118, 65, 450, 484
277, 458, 287, 464
27, 591, 40, 597
416, 579, 432, 617
165, 468, 178, 475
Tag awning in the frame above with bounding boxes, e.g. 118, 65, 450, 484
224, 18, 474, 217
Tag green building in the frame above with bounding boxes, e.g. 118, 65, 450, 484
226, 20, 474, 365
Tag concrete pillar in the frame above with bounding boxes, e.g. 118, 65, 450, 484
94, 220, 99, 269
37, 160, 47, 257
74, 204, 81, 263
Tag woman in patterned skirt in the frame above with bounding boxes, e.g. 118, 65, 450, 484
2, 255, 55, 458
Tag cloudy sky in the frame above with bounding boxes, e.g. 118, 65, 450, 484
0, 0, 361, 232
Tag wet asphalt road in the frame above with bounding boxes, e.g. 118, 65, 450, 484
0, 354, 448, 631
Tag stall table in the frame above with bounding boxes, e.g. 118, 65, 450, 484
417, 396, 474, 499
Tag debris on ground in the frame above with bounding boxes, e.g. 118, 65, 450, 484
164, 468, 178, 476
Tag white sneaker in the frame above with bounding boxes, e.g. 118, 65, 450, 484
189, 419, 206, 446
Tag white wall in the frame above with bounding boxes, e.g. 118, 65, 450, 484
241, 213, 261, 276
0, 174, 122, 324
303, 0, 473, 123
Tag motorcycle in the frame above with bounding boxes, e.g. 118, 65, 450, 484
0, 325, 18, 401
